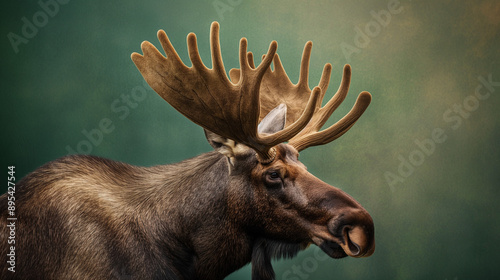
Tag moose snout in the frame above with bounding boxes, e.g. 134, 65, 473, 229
328, 209, 375, 258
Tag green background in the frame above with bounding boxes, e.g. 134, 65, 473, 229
1, 0, 499, 279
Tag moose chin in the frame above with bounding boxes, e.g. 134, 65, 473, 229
0, 22, 374, 280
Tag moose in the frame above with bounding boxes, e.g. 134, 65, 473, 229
0, 22, 374, 279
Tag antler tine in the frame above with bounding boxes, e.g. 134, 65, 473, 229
272, 53, 287, 78
248, 52, 256, 69
228, 52, 255, 83
157, 30, 184, 67
289, 74, 372, 152
317, 63, 333, 106
290, 91, 371, 151
291, 64, 352, 142
187, 32, 207, 72
321, 64, 352, 118
297, 42, 313, 91
210, 22, 230, 81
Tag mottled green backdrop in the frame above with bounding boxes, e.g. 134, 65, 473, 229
1, 0, 499, 279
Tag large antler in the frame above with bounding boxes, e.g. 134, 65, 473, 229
229, 43, 372, 152
131, 22, 322, 162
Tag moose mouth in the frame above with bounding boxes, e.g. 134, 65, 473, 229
316, 239, 348, 259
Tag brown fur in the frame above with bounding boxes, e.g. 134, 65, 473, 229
0, 144, 374, 280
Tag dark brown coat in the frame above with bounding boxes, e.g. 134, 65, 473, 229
0, 142, 373, 279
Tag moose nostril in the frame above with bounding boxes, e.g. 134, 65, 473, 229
346, 233, 361, 256
327, 209, 375, 257
328, 218, 371, 257
344, 226, 369, 257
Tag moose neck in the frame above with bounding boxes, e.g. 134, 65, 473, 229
142, 151, 254, 279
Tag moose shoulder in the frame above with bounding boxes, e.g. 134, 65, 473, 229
0, 22, 374, 280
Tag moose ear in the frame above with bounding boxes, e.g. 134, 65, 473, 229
258, 103, 287, 134
204, 129, 250, 165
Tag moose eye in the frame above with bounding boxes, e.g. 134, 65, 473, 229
269, 172, 280, 179
264, 170, 283, 188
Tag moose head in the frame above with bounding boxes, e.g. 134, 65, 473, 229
131, 22, 374, 278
